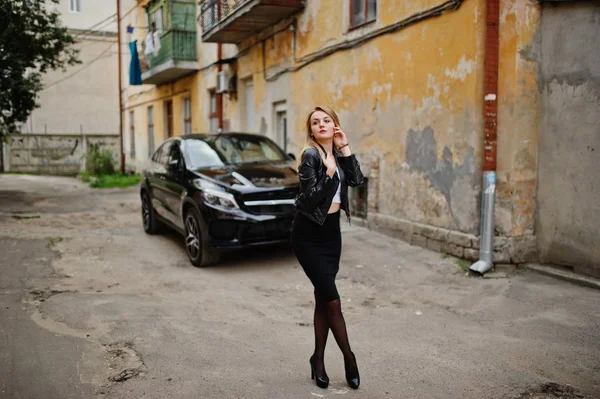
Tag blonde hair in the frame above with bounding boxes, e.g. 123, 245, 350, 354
299, 106, 341, 166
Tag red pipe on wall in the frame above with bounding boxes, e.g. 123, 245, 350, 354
217, 45, 224, 130
116, 0, 125, 174
483, 0, 499, 172
470, 0, 501, 275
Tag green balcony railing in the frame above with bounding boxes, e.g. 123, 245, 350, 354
142, 29, 197, 72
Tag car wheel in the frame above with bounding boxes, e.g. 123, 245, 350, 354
141, 192, 162, 234
184, 207, 220, 267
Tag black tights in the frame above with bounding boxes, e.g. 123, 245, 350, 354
312, 293, 354, 374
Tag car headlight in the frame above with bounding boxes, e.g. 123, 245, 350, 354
203, 188, 239, 209
193, 179, 239, 210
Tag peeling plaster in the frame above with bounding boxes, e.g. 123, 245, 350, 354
405, 126, 478, 231
418, 75, 444, 118
444, 56, 475, 81
495, 0, 541, 236
298, 2, 315, 35
129, 0, 514, 238
371, 82, 392, 105
367, 46, 384, 73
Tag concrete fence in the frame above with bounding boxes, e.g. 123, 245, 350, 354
2, 134, 120, 176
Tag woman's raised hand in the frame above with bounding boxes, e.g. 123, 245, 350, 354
322, 151, 337, 177
333, 126, 348, 149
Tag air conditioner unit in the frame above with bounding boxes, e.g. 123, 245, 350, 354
216, 71, 228, 93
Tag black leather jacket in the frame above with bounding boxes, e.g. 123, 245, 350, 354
295, 147, 364, 225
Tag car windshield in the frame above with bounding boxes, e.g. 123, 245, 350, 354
184, 136, 288, 169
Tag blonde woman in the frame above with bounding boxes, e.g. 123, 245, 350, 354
292, 106, 364, 389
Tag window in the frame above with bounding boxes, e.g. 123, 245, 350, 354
158, 141, 172, 165
148, 106, 155, 156
243, 78, 255, 132
273, 102, 287, 152
209, 90, 218, 133
183, 97, 192, 136
151, 146, 161, 162
350, 177, 369, 218
169, 142, 182, 164
69, 0, 81, 13
165, 142, 183, 173
214, 135, 286, 164
165, 100, 174, 138
183, 136, 287, 169
129, 111, 136, 157
184, 139, 225, 169
350, 0, 376, 29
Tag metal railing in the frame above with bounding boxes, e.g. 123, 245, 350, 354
141, 29, 197, 73
199, 0, 252, 32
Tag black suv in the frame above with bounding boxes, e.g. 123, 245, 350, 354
140, 133, 299, 266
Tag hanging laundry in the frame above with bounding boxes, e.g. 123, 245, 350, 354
152, 30, 161, 56
144, 32, 154, 56
129, 41, 142, 85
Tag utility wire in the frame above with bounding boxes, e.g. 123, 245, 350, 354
119, 3, 138, 21
71, 2, 138, 40
42, 43, 115, 90
41, 3, 140, 90
72, 14, 117, 39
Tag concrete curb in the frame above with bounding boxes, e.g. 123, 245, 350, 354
524, 263, 600, 291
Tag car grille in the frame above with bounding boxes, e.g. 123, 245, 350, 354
240, 188, 298, 216
245, 218, 293, 240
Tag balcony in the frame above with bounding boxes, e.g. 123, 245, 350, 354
141, 30, 198, 85
200, 0, 305, 44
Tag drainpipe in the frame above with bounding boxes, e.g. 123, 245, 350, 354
470, 0, 499, 275
217, 44, 224, 131
116, 0, 125, 174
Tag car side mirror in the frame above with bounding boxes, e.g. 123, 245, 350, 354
287, 153, 296, 161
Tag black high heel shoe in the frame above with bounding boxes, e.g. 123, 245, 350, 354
344, 352, 360, 389
309, 355, 329, 389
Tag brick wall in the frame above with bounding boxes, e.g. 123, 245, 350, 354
369, 213, 537, 266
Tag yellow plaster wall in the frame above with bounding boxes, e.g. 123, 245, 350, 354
496, 0, 541, 236
125, 0, 542, 237
283, 0, 486, 232
285, 0, 539, 235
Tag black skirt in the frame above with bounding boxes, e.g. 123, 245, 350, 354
291, 211, 342, 302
